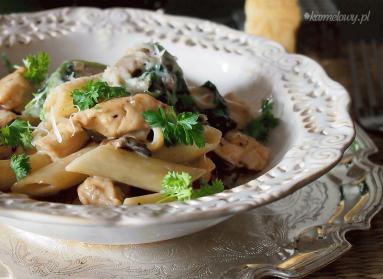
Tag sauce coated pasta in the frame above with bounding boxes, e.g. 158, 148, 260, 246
0, 43, 279, 206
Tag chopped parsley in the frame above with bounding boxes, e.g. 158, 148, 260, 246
10, 154, 31, 181
160, 171, 224, 202
72, 80, 129, 110
192, 179, 225, 199
0, 119, 33, 149
161, 171, 193, 201
245, 99, 279, 142
23, 52, 50, 85
143, 106, 205, 148
24, 60, 106, 119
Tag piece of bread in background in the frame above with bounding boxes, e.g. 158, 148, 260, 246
245, 0, 301, 53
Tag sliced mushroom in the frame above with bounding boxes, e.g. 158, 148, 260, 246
110, 135, 151, 157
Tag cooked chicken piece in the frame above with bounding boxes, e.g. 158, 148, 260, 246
224, 93, 251, 129
43, 75, 99, 119
33, 118, 88, 159
103, 44, 158, 91
0, 109, 17, 127
0, 67, 34, 112
77, 176, 124, 206
214, 131, 270, 171
73, 93, 165, 138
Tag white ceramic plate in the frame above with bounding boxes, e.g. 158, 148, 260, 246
0, 7, 354, 244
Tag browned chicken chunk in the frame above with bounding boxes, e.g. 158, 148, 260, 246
73, 93, 165, 138
33, 118, 89, 159
0, 68, 34, 112
77, 176, 124, 206
224, 93, 251, 129
214, 131, 270, 171
0, 109, 16, 127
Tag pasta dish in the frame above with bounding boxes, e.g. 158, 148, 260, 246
0, 43, 278, 206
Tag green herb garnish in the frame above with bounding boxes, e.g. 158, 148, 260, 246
72, 80, 129, 110
24, 60, 106, 119
23, 52, 50, 85
160, 171, 224, 202
192, 179, 225, 199
143, 106, 205, 148
245, 99, 279, 142
0, 119, 33, 149
161, 171, 193, 201
1, 52, 15, 73
10, 154, 31, 181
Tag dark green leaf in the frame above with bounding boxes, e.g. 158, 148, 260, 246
1, 52, 15, 73
192, 179, 224, 199
246, 99, 279, 142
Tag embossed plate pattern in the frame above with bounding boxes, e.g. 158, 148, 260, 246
0, 125, 379, 278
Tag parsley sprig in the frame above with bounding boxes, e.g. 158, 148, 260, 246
0, 119, 33, 149
160, 171, 224, 202
192, 179, 224, 199
10, 154, 31, 181
23, 52, 50, 85
143, 107, 205, 148
245, 99, 279, 142
72, 80, 129, 110
161, 171, 193, 201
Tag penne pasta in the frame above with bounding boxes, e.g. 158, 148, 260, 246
0, 153, 51, 191
188, 155, 216, 182
123, 193, 165, 205
146, 127, 164, 151
153, 126, 222, 163
11, 146, 95, 197
66, 145, 207, 192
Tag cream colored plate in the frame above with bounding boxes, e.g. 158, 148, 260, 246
0, 125, 380, 279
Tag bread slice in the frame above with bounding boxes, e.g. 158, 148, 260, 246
245, 0, 301, 53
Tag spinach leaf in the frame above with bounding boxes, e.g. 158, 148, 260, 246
197, 81, 236, 134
